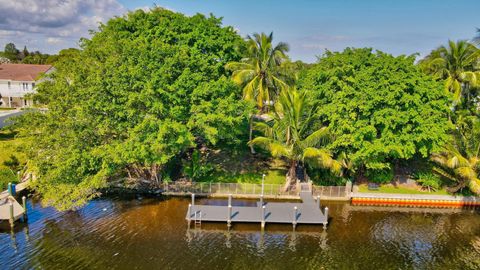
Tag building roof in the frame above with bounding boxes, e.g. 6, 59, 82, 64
0, 64, 52, 81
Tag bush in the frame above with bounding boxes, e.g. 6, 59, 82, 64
365, 168, 394, 184
414, 172, 442, 192
0, 168, 17, 190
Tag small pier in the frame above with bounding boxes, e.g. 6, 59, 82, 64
186, 184, 329, 229
0, 183, 28, 227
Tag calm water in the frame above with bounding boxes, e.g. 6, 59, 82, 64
0, 195, 479, 270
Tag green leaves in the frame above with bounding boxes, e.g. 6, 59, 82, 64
16, 7, 248, 210
300, 48, 452, 173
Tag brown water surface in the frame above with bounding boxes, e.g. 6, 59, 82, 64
0, 196, 479, 269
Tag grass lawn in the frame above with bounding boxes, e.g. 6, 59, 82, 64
358, 184, 450, 195
200, 169, 286, 185
0, 129, 26, 189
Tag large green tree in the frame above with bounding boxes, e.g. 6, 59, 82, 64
299, 48, 452, 179
419, 40, 480, 105
16, 8, 251, 210
249, 88, 339, 190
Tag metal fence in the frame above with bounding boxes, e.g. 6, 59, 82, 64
163, 182, 347, 198
312, 185, 348, 198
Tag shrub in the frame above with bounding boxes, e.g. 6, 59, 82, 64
365, 168, 394, 184
0, 168, 17, 190
414, 172, 442, 192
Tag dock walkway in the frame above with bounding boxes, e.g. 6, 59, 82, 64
186, 188, 329, 228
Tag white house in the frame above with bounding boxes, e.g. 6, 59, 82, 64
0, 64, 53, 108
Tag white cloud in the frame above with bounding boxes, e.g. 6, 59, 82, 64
46, 37, 63, 44
0, 0, 127, 53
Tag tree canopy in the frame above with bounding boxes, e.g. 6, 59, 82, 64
16, 8, 251, 210
299, 48, 452, 175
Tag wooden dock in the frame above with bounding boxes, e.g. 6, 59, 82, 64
186, 190, 329, 229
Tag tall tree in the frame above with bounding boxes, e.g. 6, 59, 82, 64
419, 40, 480, 105
249, 87, 340, 190
4, 43, 19, 61
15, 8, 250, 210
226, 32, 289, 153
299, 48, 452, 179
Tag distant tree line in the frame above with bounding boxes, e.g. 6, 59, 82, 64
0, 42, 59, 64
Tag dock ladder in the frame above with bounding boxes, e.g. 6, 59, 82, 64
194, 210, 202, 226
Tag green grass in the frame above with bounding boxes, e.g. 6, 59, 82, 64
199, 169, 286, 185
0, 129, 25, 189
0, 108, 17, 111
358, 184, 450, 195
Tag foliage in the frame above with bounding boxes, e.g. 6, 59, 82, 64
3, 155, 21, 172
414, 172, 442, 192
226, 32, 289, 110
14, 8, 250, 210
419, 40, 480, 105
357, 184, 449, 195
299, 48, 452, 175
431, 114, 480, 195
365, 167, 394, 184
0, 168, 17, 190
249, 87, 340, 188
2, 42, 58, 64
182, 150, 214, 181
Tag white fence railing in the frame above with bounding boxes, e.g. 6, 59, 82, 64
163, 182, 348, 198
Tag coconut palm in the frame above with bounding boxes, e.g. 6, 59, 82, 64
226, 32, 289, 110
431, 114, 480, 195
420, 40, 480, 105
249, 88, 340, 190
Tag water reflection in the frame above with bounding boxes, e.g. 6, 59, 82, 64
0, 196, 478, 269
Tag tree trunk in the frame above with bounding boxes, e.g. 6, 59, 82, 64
249, 114, 256, 154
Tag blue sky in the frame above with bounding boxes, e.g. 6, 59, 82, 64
119, 0, 479, 62
0, 0, 478, 63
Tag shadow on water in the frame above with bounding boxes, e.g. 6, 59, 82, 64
0, 196, 479, 269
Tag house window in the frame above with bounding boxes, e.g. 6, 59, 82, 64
22, 83, 28, 90
32, 83, 35, 89
7, 81, 11, 89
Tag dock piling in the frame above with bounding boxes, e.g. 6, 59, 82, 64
191, 193, 195, 206
228, 194, 232, 207
317, 195, 320, 208
227, 205, 232, 228
260, 194, 264, 206
261, 205, 266, 229
187, 203, 192, 223
293, 207, 297, 229
9, 202, 14, 227
323, 207, 329, 229
22, 196, 27, 222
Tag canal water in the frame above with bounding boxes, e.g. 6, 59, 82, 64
0, 196, 479, 269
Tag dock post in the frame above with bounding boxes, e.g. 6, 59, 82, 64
293, 206, 298, 229
323, 207, 329, 229
317, 195, 320, 208
187, 203, 192, 223
22, 196, 27, 222
228, 194, 232, 207
7, 182, 12, 196
227, 205, 232, 229
9, 202, 14, 228
260, 194, 264, 206
261, 205, 266, 229
191, 193, 195, 206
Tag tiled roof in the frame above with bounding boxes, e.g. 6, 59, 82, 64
0, 64, 52, 81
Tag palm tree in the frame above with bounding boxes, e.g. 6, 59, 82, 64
420, 40, 480, 105
249, 88, 340, 190
226, 32, 290, 153
431, 114, 480, 195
